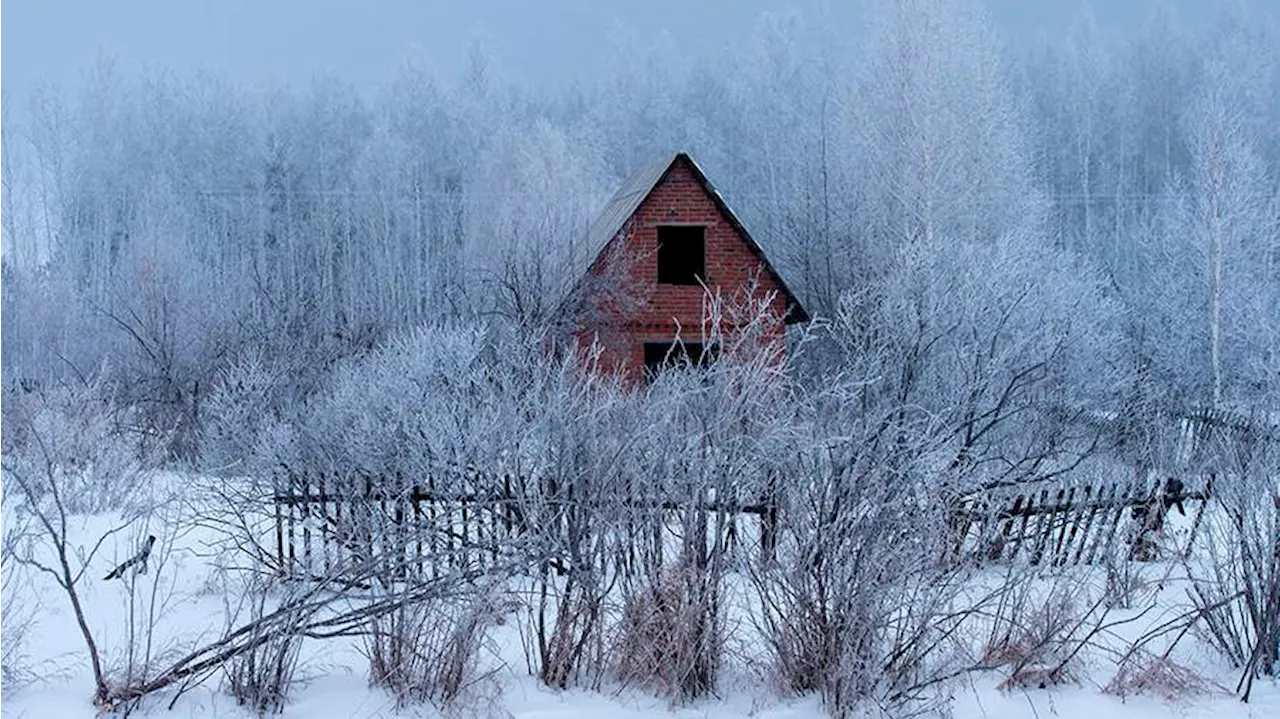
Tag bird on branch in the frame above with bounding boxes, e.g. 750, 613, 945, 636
104, 535, 156, 581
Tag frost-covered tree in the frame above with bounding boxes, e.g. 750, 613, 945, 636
853, 0, 1041, 251
1130, 8, 1278, 408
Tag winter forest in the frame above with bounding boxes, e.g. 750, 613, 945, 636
2, 0, 1279, 717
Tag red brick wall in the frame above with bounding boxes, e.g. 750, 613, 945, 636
575, 157, 790, 382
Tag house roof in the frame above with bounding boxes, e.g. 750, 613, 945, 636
575, 152, 810, 325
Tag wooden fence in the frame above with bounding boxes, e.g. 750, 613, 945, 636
271, 469, 779, 580
272, 406, 1269, 578
272, 470, 525, 579
940, 404, 1260, 565
272, 471, 1211, 580
946, 476, 1212, 566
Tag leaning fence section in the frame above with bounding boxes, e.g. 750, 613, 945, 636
942, 406, 1263, 567
947, 475, 1212, 566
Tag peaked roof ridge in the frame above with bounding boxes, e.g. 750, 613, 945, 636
573, 151, 809, 325
578, 152, 679, 267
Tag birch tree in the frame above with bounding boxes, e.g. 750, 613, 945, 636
1166, 11, 1277, 407
853, 0, 1041, 252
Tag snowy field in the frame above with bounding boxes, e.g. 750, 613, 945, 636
2, 474, 1277, 719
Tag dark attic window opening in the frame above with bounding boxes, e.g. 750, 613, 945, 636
643, 341, 719, 382
657, 225, 705, 285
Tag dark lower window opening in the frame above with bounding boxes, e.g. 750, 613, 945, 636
643, 340, 719, 381
657, 225, 706, 285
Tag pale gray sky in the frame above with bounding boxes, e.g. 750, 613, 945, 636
1, 0, 1208, 101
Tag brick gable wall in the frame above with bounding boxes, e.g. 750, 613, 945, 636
574, 158, 789, 382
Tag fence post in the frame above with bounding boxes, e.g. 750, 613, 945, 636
760, 474, 778, 563
394, 471, 406, 580
314, 468, 325, 573
274, 466, 286, 576
286, 470, 298, 569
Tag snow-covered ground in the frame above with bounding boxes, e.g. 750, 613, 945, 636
2, 478, 1278, 718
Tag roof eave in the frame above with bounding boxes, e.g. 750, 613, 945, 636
676, 153, 811, 326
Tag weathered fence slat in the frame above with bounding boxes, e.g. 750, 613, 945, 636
1051, 486, 1077, 564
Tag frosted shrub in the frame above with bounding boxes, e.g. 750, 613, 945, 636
613, 565, 724, 701
1189, 470, 1280, 697
363, 588, 508, 709
200, 353, 289, 476
222, 577, 306, 715
752, 483, 962, 716
1, 512, 36, 689
1105, 651, 1214, 701
3, 378, 160, 514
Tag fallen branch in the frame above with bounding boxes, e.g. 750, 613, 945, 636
106, 561, 492, 707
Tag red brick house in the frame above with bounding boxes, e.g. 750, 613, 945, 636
565, 153, 808, 382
